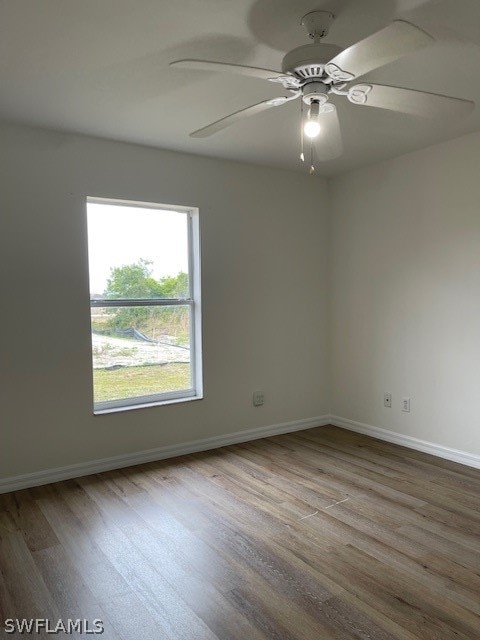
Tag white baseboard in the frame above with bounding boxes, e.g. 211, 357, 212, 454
330, 415, 480, 470
0, 415, 330, 494
5, 413, 477, 494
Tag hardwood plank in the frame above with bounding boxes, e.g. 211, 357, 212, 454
32, 545, 119, 640
1, 425, 479, 639
77, 477, 267, 640
0, 529, 60, 622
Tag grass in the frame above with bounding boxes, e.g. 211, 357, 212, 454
93, 363, 190, 403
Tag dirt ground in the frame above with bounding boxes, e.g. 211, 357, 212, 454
92, 333, 190, 369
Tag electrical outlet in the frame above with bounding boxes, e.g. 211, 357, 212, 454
384, 392, 392, 408
253, 391, 264, 407
402, 397, 411, 412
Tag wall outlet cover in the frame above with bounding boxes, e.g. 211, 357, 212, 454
253, 391, 265, 407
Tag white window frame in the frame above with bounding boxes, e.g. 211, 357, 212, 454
87, 197, 203, 414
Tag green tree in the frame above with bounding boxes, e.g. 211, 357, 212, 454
104, 261, 189, 341
105, 259, 163, 299
157, 271, 189, 298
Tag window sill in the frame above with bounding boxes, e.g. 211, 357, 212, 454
93, 393, 203, 415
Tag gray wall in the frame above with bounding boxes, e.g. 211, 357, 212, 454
0, 124, 330, 479
3, 121, 480, 483
329, 132, 480, 455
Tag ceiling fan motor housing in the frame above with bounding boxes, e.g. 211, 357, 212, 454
282, 43, 343, 80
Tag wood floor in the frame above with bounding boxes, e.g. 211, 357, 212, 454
1, 425, 480, 639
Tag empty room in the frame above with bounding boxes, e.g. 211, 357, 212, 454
1, 0, 480, 638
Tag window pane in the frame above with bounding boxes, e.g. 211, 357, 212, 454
87, 202, 189, 299
91, 305, 192, 404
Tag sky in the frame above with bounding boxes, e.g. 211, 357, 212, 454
87, 202, 189, 295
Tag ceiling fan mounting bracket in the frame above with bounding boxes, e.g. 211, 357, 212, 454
301, 11, 335, 40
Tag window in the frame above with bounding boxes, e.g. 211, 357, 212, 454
86, 197, 202, 413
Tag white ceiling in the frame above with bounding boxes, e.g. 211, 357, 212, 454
1, 0, 480, 175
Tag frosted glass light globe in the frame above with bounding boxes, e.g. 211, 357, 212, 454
304, 120, 321, 138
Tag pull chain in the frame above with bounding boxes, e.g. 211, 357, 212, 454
309, 138, 315, 175
300, 99, 305, 162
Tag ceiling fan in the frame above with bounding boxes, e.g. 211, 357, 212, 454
170, 11, 474, 173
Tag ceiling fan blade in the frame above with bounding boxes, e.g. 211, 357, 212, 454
170, 59, 282, 81
325, 20, 433, 82
190, 98, 290, 138
316, 105, 343, 160
347, 83, 475, 118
